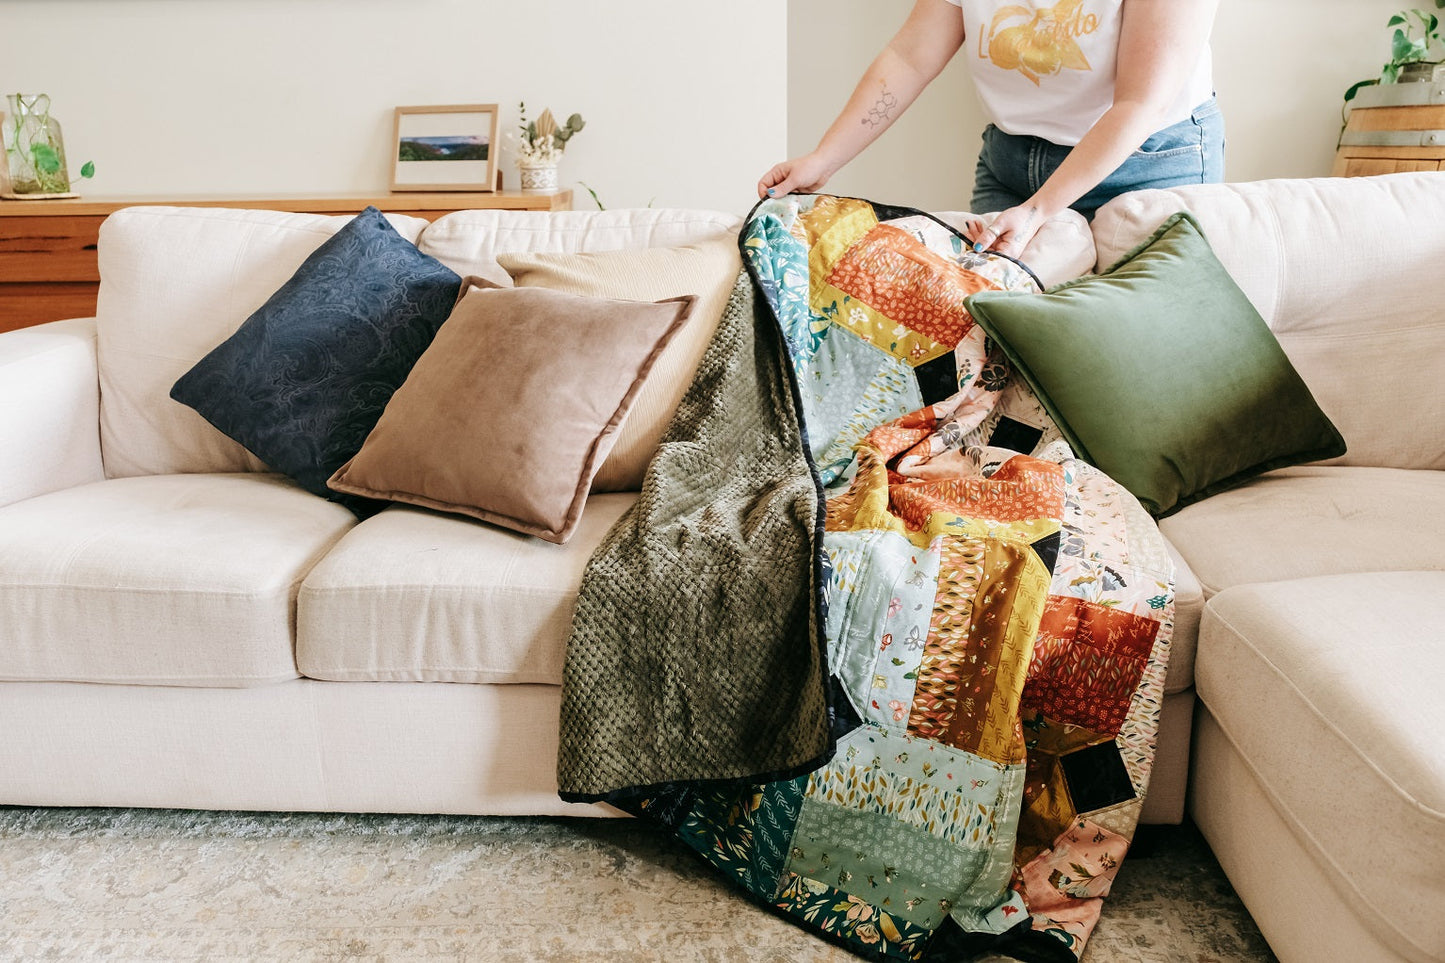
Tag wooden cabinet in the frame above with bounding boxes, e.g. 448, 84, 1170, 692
0, 190, 573, 333
1333, 82, 1445, 177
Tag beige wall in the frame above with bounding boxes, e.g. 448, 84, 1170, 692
788, 0, 1412, 212
3, 0, 785, 212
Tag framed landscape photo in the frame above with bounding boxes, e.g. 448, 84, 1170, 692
391, 104, 499, 192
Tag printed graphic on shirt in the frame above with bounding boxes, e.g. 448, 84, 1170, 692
981, 0, 1101, 85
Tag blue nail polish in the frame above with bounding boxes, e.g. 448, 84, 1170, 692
766, 188, 776, 196
973, 242, 985, 253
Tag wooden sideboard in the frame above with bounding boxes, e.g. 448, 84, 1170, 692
0, 189, 573, 333
1333, 82, 1445, 177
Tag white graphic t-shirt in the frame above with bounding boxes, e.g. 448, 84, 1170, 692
942, 0, 1213, 145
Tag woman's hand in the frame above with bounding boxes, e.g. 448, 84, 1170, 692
757, 152, 836, 199
965, 204, 1045, 259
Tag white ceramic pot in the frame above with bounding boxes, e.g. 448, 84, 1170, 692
518, 163, 559, 192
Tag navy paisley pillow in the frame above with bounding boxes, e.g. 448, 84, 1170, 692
170, 206, 461, 515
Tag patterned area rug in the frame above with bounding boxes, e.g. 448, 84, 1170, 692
0, 807, 1275, 962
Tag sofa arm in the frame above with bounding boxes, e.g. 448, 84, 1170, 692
0, 318, 105, 508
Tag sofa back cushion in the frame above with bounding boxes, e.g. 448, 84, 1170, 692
416, 207, 744, 286
496, 236, 743, 492
1091, 173, 1445, 471
96, 207, 430, 478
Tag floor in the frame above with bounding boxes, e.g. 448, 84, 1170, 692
0, 806, 1277, 962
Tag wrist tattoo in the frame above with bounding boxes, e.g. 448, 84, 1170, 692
861, 82, 899, 128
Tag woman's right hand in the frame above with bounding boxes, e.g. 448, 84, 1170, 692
757, 152, 836, 199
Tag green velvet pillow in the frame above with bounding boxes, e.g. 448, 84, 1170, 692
964, 211, 1345, 517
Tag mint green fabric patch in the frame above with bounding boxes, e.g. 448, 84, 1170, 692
806, 329, 922, 485
805, 724, 1025, 850
790, 724, 1026, 928
965, 211, 1345, 517
785, 797, 984, 929
822, 530, 938, 730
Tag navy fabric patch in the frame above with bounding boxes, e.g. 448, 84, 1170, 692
873, 202, 926, 224
914, 352, 959, 407
923, 915, 1074, 963
1031, 530, 1061, 575
170, 207, 461, 516
988, 416, 1045, 454
1060, 741, 1137, 813
626, 788, 697, 829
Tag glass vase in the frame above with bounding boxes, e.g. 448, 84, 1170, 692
4, 94, 73, 196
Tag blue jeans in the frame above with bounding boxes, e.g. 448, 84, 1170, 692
970, 97, 1225, 217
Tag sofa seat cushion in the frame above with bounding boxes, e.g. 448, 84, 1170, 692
295, 493, 638, 684
1159, 465, 1445, 598
0, 473, 355, 686
1196, 572, 1445, 962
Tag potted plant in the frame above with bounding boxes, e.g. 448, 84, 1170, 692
1345, 1, 1445, 109
1386, 2, 1445, 82
3, 93, 95, 197
509, 103, 585, 192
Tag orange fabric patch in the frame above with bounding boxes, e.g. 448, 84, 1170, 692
825, 224, 1000, 349
889, 457, 1065, 531
1023, 596, 1160, 735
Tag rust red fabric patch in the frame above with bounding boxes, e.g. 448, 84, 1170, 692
1022, 596, 1159, 735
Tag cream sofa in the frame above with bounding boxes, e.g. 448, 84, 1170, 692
1092, 172, 1445, 963
1, 173, 1440, 963
0, 201, 1098, 820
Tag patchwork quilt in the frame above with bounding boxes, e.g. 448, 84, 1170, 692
559, 195, 1175, 962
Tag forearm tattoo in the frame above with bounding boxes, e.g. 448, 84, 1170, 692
862, 81, 899, 128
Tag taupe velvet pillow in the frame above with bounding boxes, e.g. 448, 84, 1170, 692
497, 235, 740, 492
327, 279, 696, 543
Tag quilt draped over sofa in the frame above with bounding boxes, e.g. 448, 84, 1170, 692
558, 195, 1176, 962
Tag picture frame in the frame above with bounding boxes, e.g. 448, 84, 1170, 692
390, 104, 499, 192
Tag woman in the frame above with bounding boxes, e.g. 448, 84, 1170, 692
758, 0, 1223, 257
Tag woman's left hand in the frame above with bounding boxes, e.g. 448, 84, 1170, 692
965, 203, 1045, 259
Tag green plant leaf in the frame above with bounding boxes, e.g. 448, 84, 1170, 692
578, 180, 605, 210
1344, 78, 1378, 103
1387, 25, 1421, 61
1393, 26, 1416, 61
30, 143, 60, 173
79, 161, 94, 179
1383, 62, 1401, 83
1388, 13, 1407, 25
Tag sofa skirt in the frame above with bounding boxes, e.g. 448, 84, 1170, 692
1191, 709, 1425, 963
0, 679, 618, 818
2, 676, 1191, 826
